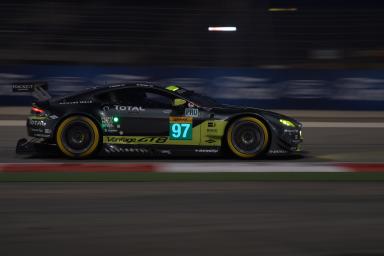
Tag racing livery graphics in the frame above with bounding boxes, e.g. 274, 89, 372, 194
14, 82, 303, 159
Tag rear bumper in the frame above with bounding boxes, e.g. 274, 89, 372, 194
27, 116, 56, 139
16, 138, 35, 154
16, 138, 58, 155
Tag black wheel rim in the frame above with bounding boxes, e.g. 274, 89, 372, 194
62, 120, 94, 154
231, 121, 265, 154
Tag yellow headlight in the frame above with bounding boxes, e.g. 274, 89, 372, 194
280, 119, 295, 127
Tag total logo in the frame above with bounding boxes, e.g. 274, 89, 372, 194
103, 105, 145, 112
29, 119, 47, 126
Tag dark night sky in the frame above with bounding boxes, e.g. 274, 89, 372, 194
0, 0, 383, 66
7, 0, 384, 9
96, 0, 384, 9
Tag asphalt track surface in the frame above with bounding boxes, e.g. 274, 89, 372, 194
1, 120, 384, 256
1, 182, 384, 256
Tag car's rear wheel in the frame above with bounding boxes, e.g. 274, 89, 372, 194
56, 115, 100, 158
226, 117, 269, 159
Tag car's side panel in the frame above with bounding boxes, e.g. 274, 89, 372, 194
102, 119, 226, 146
102, 105, 169, 136
199, 119, 227, 146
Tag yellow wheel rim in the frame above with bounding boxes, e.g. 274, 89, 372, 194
227, 117, 269, 158
56, 116, 100, 158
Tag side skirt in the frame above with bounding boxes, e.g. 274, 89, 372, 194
101, 144, 222, 157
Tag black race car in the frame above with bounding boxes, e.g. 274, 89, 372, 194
14, 82, 303, 159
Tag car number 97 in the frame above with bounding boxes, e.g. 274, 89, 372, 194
170, 123, 192, 140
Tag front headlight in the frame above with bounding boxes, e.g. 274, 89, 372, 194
279, 119, 296, 127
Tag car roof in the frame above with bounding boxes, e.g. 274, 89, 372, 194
71, 82, 154, 96
57, 82, 190, 102
92, 82, 186, 95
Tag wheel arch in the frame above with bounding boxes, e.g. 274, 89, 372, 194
53, 112, 103, 159
53, 112, 102, 141
222, 112, 272, 153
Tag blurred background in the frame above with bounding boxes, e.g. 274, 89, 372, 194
1, 3, 384, 256
0, 0, 383, 109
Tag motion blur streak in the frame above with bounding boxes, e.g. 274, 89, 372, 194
1, 182, 384, 256
3, 120, 384, 128
268, 8, 298, 12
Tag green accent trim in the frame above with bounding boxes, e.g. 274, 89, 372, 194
173, 98, 186, 106
28, 116, 47, 120
165, 85, 180, 91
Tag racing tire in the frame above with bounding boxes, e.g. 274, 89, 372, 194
56, 115, 100, 158
226, 117, 269, 159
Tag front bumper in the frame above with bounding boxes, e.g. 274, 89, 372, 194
267, 126, 303, 155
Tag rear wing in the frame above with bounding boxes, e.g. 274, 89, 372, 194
12, 82, 51, 101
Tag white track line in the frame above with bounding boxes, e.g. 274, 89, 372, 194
0, 162, 383, 173
303, 122, 384, 128
0, 120, 384, 128
0, 162, 349, 173
0, 120, 25, 126
160, 163, 348, 173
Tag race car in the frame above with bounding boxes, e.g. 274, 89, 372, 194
14, 82, 303, 159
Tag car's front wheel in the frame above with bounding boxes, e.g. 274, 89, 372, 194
226, 116, 269, 159
56, 115, 100, 158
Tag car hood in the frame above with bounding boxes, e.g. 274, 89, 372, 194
212, 104, 302, 127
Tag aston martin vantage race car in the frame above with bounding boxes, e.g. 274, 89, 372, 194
14, 82, 303, 159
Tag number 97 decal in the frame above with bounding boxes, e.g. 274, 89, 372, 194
170, 123, 192, 140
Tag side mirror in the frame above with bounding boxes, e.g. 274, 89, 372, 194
173, 98, 186, 107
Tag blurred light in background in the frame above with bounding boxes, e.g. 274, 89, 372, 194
268, 7, 298, 12
208, 26, 237, 32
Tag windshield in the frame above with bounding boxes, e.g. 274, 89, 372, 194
164, 85, 220, 107
182, 91, 220, 107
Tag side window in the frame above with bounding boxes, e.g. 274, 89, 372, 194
96, 87, 189, 109
144, 92, 174, 108
96, 88, 145, 104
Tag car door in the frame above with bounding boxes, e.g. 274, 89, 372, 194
100, 87, 172, 136
166, 96, 214, 146
127, 87, 210, 145
99, 87, 208, 146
